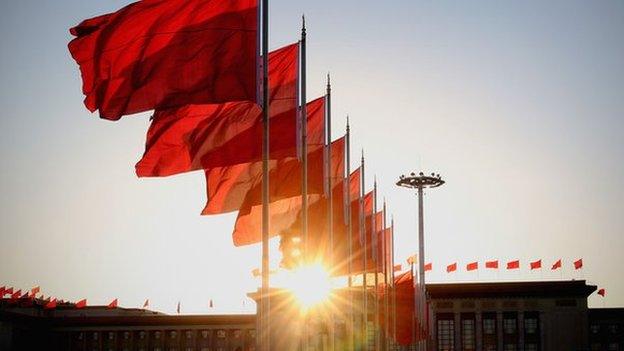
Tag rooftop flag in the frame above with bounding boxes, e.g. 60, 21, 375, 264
551, 259, 562, 270
507, 260, 520, 270
485, 260, 499, 269
574, 258, 583, 270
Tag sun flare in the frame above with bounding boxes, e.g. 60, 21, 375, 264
285, 262, 333, 312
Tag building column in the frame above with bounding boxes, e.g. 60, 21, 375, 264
497, 311, 503, 351
454, 312, 461, 351
475, 312, 482, 351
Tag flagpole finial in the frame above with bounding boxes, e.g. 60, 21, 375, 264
346, 115, 350, 131
327, 72, 331, 87
301, 14, 306, 36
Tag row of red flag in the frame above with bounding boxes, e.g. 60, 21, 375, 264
0, 286, 220, 312
412, 258, 586, 273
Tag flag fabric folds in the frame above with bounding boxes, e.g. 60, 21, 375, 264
551, 259, 562, 270
446, 263, 457, 273
68, 0, 259, 120
466, 262, 478, 271
201, 96, 324, 215
485, 260, 498, 269
507, 260, 520, 270
574, 258, 583, 270
136, 43, 299, 177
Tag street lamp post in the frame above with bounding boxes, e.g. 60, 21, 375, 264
396, 172, 444, 351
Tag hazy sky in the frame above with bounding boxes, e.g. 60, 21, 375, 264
1, 1, 623, 314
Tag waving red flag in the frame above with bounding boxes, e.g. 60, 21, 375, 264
551, 259, 562, 270
394, 271, 415, 346
507, 260, 520, 270
107, 298, 118, 309
446, 263, 457, 273
574, 259, 583, 270
68, 0, 258, 120
4, 287, 13, 295
466, 262, 478, 271
44, 299, 57, 310
597, 288, 605, 297
530, 259, 542, 270
424, 263, 432, 272
75, 299, 87, 309
137, 43, 299, 177
10, 290, 22, 299
485, 260, 499, 269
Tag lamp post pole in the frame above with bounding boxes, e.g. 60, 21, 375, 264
396, 172, 444, 351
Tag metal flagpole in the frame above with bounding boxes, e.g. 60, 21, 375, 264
360, 152, 367, 351
391, 217, 397, 346
260, 0, 270, 349
383, 201, 389, 351
346, 118, 354, 351
326, 73, 336, 351
300, 16, 309, 351
373, 178, 380, 351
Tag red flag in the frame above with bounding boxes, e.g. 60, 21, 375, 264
5, 287, 14, 295
75, 299, 87, 309
143, 299, 149, 308
201, 97, 326, 216
530, 259, 542, 270
394, 271, 415, 345
68, 0, 259, 120
597, 288, 605, 297
446, 263, 457, 273
137, 43, 300, 177
507, 260, 520, 270
393, 264, 402, 272
10, 290, 22, 299
551, 259, 562, 270
0, 286, 4, 296
466, 262, 478, 271
485, 260, 499, 269
406, 255, 416, 265
574, 258, 583, 270
30, 286, 40, 296
424, 263, 432, 272
107, 298, 118, 309
44, 299, 57, 310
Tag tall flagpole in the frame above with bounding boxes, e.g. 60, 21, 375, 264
300, 16, 309, 351
391, 217, 397, 345
383, 201, 389, 351
260, 0, 270, 349
360, 151, 367, 351
326, 73, 335, 351
346, 117, 354, 351
373, 178, 380, 351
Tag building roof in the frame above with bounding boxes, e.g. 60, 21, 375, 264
426, 280, 597, 299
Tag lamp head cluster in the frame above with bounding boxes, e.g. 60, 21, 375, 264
397, 171, 444, 189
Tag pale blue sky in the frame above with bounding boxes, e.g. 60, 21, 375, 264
1, 1, 623, 313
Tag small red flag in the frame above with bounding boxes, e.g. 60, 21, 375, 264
107, 298, 118, 309
551, 259, 562, 270
446, 263, 457, 273
424, 263, 432, 272
5, 287, 13, 295
530, 259, 542, 270
485, 260, 499, 269
393, 264, 403, 272
0, 286, 5, 296
466, 262, 478, 271
574, 259, 583, 270
11, 289, 22, 299
597, 288, 605, 297
143, 299, 149, 308
44, 299, 57, 310
507, 260, 520, 270
75, 299, 87, 309
30, 286, 40, 296
406, 255, 416, 265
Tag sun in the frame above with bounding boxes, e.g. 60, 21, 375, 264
285, 262, 333, 312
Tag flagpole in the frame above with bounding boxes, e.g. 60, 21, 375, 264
360, 151, 367, 351
300, 16, 309, 351
346, 117, 354, 351
391, 217, 397, 346
373, 178, 380, 351
383, 201, 389, 351
326, 73, 336, 351
260, 0, 270, 349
